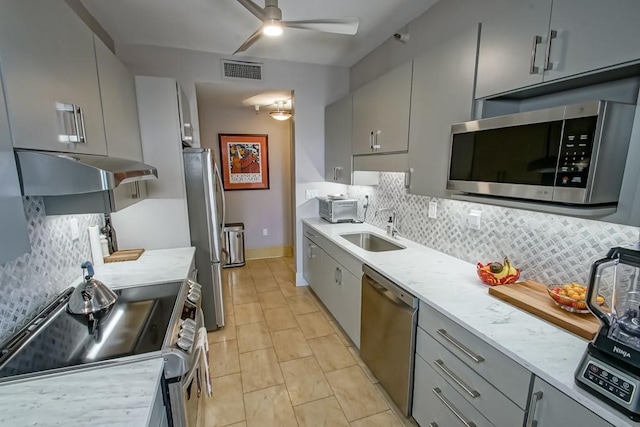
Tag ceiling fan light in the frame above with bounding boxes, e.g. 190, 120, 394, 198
270, 110, 292, 121
263, 19, 283, 36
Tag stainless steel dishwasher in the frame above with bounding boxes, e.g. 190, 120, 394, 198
361, 264, 419, 417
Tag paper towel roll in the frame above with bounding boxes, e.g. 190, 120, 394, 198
88, 225, 104, 266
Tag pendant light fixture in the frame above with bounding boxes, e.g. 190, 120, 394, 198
270, 100, 292, 121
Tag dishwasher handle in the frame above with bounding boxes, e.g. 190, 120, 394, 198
363, 264, 418, 308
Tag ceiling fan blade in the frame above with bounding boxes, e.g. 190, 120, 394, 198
233, 27, 264, 54
236, 0, 266, 21
283, 17, 360, 35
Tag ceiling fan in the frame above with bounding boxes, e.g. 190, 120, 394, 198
233, 0, 360, 54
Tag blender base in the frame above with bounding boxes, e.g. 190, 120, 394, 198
575, 344, 640, 421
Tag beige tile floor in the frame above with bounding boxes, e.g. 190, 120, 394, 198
204, 257, 415, 427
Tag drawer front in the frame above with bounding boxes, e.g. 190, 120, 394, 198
413, 353, 493, 427
419, 301, 532, 409
416, 327, 525, 427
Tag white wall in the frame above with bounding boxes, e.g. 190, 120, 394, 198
115, 44, 348, 282
198, 102, 293, 250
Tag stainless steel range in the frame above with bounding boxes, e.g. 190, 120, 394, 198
0, 275, 208, 427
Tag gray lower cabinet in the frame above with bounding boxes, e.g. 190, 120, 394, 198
526, 377, 613, 426
0, 77, 30, 264
407, 25, 479, 198
0, 0, 107, 155
352, 61, 412, 155
413, 353, 493, 427
303, 224, 362, 347
324, 95, 352, 184
476, 0, 640, 98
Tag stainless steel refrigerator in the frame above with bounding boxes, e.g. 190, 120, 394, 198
183, 147, 226, 331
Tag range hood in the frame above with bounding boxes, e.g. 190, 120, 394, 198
15, 150, 158, 215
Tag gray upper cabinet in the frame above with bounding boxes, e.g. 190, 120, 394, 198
0, 77, 30, 264
94, 35, 143, 161
408, 26, 479, 198
545, 0, 640, 82
476, 0, 552, 99
526, 377, 613, 426
477, 0, 640, 98
352, 61, 412, 155
0, 0, 107, 155
324, 95, 352, 184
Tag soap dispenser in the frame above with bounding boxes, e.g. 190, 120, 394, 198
386, 216, 394, 236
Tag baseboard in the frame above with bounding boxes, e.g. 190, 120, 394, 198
246, 245, 293, 260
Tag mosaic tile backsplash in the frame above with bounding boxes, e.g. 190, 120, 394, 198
0, 197, 101, 342
348, 173, 640, 286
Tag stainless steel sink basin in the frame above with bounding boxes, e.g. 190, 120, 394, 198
340, 232, 405, 252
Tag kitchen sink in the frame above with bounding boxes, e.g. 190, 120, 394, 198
340, 232, 405, 252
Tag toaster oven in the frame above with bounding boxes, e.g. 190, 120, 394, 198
318, 197, 358, 223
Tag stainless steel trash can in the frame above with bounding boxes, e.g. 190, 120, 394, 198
223, 223, 245, 268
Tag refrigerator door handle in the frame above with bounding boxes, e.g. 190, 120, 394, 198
214, 163, 226, 236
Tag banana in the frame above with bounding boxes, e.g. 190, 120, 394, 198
503, 256, 519, 277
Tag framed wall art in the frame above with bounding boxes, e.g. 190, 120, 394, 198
218, 134, 270, 190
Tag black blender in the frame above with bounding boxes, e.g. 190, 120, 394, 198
575, 244, 640, 420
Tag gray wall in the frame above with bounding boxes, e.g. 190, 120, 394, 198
197, 103, 293, 250
350, 0, 512, 90
114, 43, 349, 282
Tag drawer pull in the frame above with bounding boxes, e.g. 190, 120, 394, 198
432, 387, 477, 427
434, 359, 480, 398
429, 424, 438, 427
525, 391, 543, 427
437, 329, 484, 363
304, 232, 317, 239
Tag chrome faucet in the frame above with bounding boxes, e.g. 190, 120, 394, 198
375, 208, 399, 237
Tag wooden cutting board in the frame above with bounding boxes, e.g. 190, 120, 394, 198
104, 249, 145, 263
488, 280, 600, 340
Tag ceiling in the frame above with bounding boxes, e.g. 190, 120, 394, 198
81, 0, 438, 67
196, 82, 292, 110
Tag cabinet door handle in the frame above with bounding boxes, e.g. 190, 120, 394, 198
529, 35, 543, 74
434, 359, 480, 398
372, 130, 381, 150
432, 387, 477, 427
404, 169, 412, 189
525, 391, 543, 427
429, 424, 438, 427
543, 30, 557, 71
76, 106, 87, 143
437, 329, 484, 363
369, 131, 374, 150
335, 267, 342, 285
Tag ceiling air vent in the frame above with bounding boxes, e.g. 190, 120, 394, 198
221, 60, 263, 81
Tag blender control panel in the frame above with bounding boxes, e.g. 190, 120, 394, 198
582, 361, 635, 403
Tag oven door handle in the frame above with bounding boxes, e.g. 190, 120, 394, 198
181, 308, 206, 390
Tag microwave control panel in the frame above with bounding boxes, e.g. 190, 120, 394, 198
556, 117, 597, 188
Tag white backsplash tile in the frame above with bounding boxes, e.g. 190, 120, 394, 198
348, 172, 639, 285
0, 197, 101, 341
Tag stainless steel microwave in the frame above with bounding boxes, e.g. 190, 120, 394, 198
447, 101, 636, 205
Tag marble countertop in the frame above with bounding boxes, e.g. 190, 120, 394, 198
93, 247, 196, 290
0, 357, 164, 426
303, 218, 639, 427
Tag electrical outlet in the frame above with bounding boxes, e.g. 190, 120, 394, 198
263, 228, 268, 236
468, 210, 482, 230
70, 218, 80, 240
428, 201, 437, 219
305, 189, 319, 200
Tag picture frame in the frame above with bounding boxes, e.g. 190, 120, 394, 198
218, 133, 270, 191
